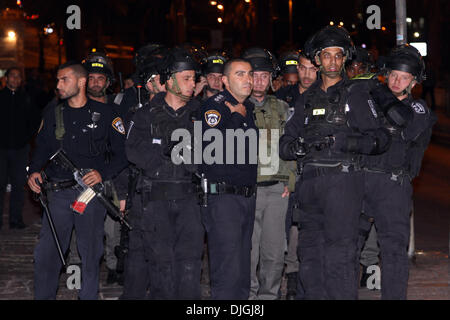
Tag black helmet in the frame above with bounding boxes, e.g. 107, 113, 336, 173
280, 51, 300, 75
350, 47, 371, 65
159, 47, 201, 84
386, 44, 425, 83
202, 52, 228, 75
241, 47, 279, 75
82, 52, 114, 82
134, 43, 166, 70
135, 44, 168, 85
304, 26, 355, 61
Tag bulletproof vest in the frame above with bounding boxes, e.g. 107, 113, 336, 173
144, 100, 198, 181
253, 95, 295, 188
364, 97, 432, 177
302, 83, 358, 166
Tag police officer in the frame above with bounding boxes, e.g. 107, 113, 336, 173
282, 52, 318, 300
122, 48, 204, 300
360, 44, 436, 299
275, 52, 319, 110
115, 44, 168, 127
27, 61, 128, 299
279, 26, 392, 299
0, 67, 41, 230
200, 58, 258, 299
83, 52, 124, 285
342, 46, 381, 287
83, 52, 116, 104
345, 47, 372, 79
239, 48, 292, 300
194, 52, 227, 100
279, 51, 300, 87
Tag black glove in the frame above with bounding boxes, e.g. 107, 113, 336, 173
289, 138, 309, 157
370, 82, 413, 128
330, 132, 346, 152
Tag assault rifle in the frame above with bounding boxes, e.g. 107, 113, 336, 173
49, 149, 132, 231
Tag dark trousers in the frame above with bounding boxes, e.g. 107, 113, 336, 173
122, 195, 204, 300
296, 172, 364, 300
34, 188, 106, 300
0, 145, 29, 227
363, 171, 412, 300
202, 194, 256, 300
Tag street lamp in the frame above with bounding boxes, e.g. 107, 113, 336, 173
7, 30, 16, 41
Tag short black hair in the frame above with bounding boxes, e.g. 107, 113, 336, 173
5, 67, 21, 78
223, 58, 252, 77
58, 61, 88, 79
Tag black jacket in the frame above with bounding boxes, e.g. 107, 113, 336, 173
28, 99, 128, 180
0, 87, 41, 149
200, 89, 258, 187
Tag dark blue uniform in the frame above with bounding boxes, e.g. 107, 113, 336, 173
360, 96, 436, 299
200, 89, 258, 299
122, 92, 204, 300
275, 84, 301, 110
280, 78, 391, 299
29, 99, 128, 300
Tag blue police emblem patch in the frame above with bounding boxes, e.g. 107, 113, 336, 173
112, 117, 126, 134
205, 110, 221, 127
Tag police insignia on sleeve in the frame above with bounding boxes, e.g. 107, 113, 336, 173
412, 102, 425, 114
112, 117, 126, 134
205, 110, 221, 127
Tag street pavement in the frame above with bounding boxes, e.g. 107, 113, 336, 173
0, 111, 448, 301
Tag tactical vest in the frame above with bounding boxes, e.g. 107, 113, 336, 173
301, 83, 359, 166
253, 95, 296, 190
144, 101, 198, 182
363, 97, 433, 177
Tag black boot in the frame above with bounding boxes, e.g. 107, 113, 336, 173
286, 272, 298, 300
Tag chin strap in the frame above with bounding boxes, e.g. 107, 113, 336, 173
166, 74, 191, 102
206, 85, 220, 95
317, 56, 345, 78
402, 81, 415, 96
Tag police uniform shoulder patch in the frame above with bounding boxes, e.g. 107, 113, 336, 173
411, 102, 426, 114
112, 117, 126, 134
205, 110, 221, 127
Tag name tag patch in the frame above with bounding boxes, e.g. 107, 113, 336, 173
313, 109, 326, 116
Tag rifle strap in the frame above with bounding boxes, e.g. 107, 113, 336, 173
55, 103, 65, 148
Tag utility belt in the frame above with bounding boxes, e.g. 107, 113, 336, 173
362, 168, 411, 183
256, 180, 280, 187
207, 182, 257, 198
43, 179, 77, 192
300, 163, 360, 181
136, 179, 197, 201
